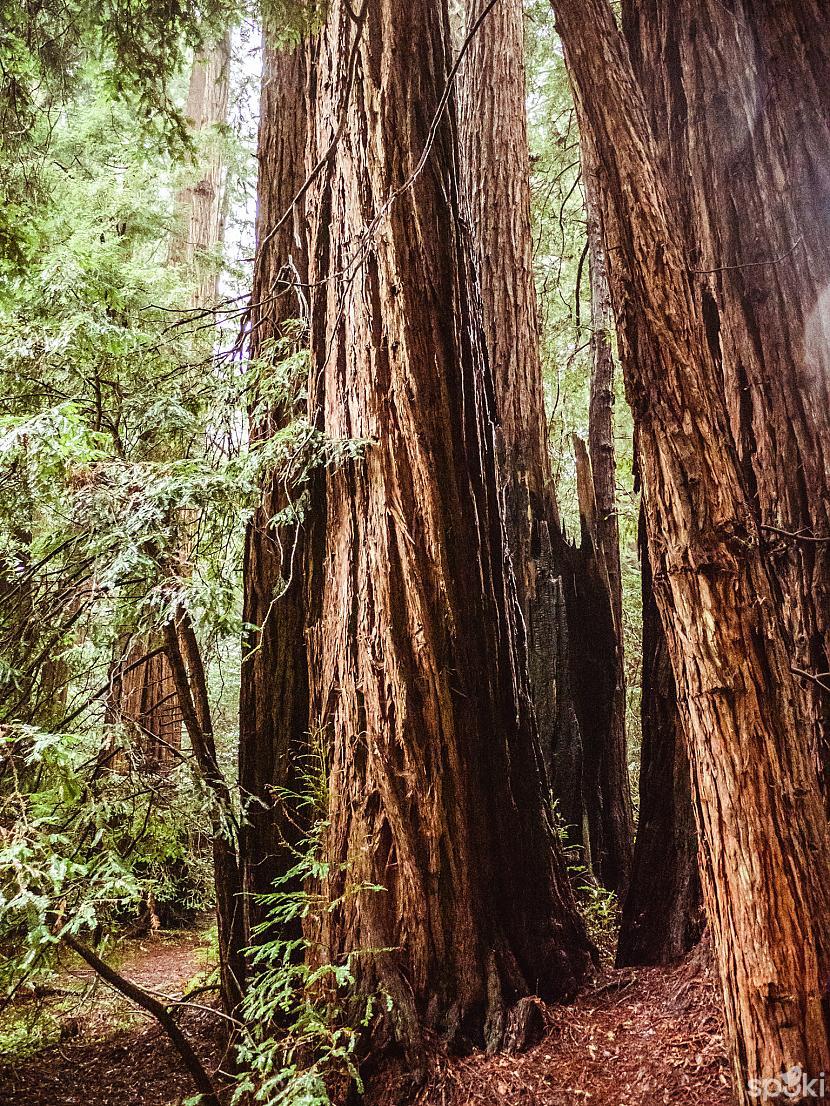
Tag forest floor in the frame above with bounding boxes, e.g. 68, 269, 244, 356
0, 923, 226, 1106
0, 932, 734, 1106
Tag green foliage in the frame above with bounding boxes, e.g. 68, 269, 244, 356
0, 725, 216, 991
234, 756, 390, 1106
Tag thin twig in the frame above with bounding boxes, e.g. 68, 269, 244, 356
761, 523, 830, 544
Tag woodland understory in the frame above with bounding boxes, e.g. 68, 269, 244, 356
1, 1, 829, 1105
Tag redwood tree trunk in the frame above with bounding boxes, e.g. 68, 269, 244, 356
569, 149, 634, 894
457, 0, 592, 869
305, 0, 593, 1055
617, 503, 703, 966
553, 0, 830, 1096
621, 0, 830, 800
569, 433, 632, 895
238, 37, 311, 950
170, 35, 231, 305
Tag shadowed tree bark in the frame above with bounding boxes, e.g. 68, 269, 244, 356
553, 0, 830, 1097
582, 156, 633, 896
304, 0, 594, 1057
238, 36, 311, 953
617, 502, 703, 966
457, 0, 593, 872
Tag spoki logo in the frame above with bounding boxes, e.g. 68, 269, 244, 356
747, 1065, 827, 1100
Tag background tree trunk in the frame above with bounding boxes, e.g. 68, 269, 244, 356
569, 433, 632, 895
570, 150, 633, 894
238, 37, 311, 954
617, 502, 703, 966
621, 0, 830, 796
553, 0, 830, 1096
457, 0, 592, 871
112, 37, 232, 769
304, 0, 594, 1056
170, 35, 231, 304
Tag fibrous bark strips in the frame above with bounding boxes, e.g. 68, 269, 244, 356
554, 0, 830, 1097
303, 0, 593, 1054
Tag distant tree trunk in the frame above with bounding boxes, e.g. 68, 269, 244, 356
570, 152, 633, 894
238, 37, 311, 955
617, 503, 703, 966
457, 0, 590, 869
305, 0, 594, 1056
164, 608, 246, 1017
113, 36, 232, 767
170, 34, 231, 305
621, 0, 830, 800
570, 433, 632, 895
553, 0, 830, 1096
107, 638, 180, 769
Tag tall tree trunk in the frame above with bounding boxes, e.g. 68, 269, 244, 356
617, 502, 703, 966
552, 0, 830, 1097
170, 34, 231, 305
570, 151, 634, 894
569, 433, 632, 895
238, 37, 311, 955
164, 608, 246, 1017
457, 0, 592, 870
305, 0, 594, 1056
621, 0, 830, 801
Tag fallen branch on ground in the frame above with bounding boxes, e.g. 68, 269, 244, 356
60, 932, 222, 1106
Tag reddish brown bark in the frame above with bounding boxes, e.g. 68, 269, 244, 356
304, 0, 593, 1055
238, 37, 311, 949
553, 0, 830, 1095
621, 0, 830, 799
457, 0, 592, 869
107, 637, 180, 769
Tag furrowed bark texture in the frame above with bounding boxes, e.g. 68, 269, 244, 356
617, 504, 703, 966
457, 0, 591, 868
622, 0, 830, 797
238, 38, 311, 951
305, 0, 594, 1055
553, 0, 830, 1096
108, 638, 180, 768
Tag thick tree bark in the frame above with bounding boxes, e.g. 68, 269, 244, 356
305, 0, 594, 1056
457, 0, 591, 868
238, 38, 311, 952
553, 0, 830, 1097
617, 504, 703, 966
621, 0, 830, 800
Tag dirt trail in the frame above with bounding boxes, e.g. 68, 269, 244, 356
0, 938, 732, 1106
0, 928, 223, 1106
